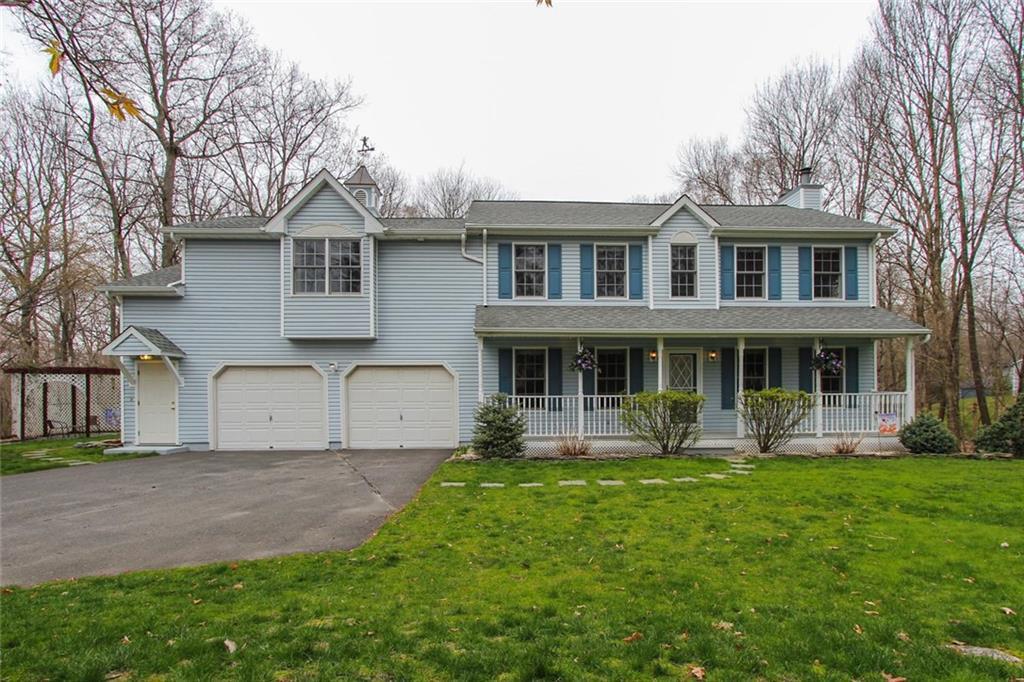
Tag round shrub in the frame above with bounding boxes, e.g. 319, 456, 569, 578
471, 393, 526, 459
898, 413, 957, 454
975, 396, 1024, 457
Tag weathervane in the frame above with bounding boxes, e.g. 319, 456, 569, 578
358, 136, 375, 155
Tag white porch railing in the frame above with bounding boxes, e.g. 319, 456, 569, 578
765, 391, 909, 436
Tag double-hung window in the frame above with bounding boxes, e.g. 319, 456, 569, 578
513, 349, 547, 396
596, 245, 627, 298
514, 244, 546, 298
670, 244, 697, 298
819, 347, 845, 394
735, 246, 765, 299
596, 348, 628, 394
742, 348, 767, 391
813, 247, 843, 299
293, 238, 361, 294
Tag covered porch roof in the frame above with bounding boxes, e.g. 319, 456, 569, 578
101, 326, 185, 386
474, 305, 929, 338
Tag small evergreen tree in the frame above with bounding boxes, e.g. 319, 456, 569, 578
898, 413, 957, 454
471, 393, 526, 459
975, 396, 1024, 457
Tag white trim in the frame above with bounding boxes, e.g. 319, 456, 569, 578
102, 326, 183, 358
810, 244, 846, 301
511, 347, 547, 397
647, 234, 654, 309
466, 225, 659, 235
264, 169, 385, 234
593, 346, 629, 395
511, 242, 548, 300
114, 357, 137, 386
869, 233, 880, 307
341, 362, 460, 449
160, 356, 184, 386
736, 337, 745, 437
714, 235, 721, 309
733, 244, 769, 301
668, 242, 700, 299
656, 337, 665, 390
163, 227, 281, 240
369, 235, 376, 336
650, 194, 721, 228
289, 236, 365, 298
207, 361, 330, 451
293, 223, 362, 238
136, 359, 179, 446
280, 237, 286, 337
476, 327, 930, 338
482, 229, 488, 305
593, 242, 630, 300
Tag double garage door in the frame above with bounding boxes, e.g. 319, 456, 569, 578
214, 364, 456, 450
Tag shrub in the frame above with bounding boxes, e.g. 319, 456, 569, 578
975, 396, 1024, 457
554, 435, 592, 458
471, 393, 526, 459
739, 388, 813, 454
620, 390, 705, 455
833, 432, 864, 455
898, 413, 957, 454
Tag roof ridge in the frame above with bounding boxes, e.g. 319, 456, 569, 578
469, 199, 671, 207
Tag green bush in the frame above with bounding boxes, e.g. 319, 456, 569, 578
471, 393, 526, 459
620, 390, 705, 455
738, 388, 814, 454
975, 396, 1024, 457
899, 413, 958, 454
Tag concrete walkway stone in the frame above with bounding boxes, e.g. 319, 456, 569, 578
673, 477, 699, 483
703, 473, 728, 480
518, 482, 543, 488
558, 480, 586, 486
597, 480, 625, 486
440, 482, 466, 487
479, 482, 505, 488
729, 469, 752, 475
731, 463, 755, 470
639, 478, 668, 485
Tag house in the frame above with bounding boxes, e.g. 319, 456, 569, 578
100, 165, 929, 452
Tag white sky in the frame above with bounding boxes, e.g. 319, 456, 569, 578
1, 0, 876, 201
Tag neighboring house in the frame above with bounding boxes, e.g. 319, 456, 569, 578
100, 165, 929, 452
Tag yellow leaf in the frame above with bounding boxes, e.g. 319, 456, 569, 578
42, 39, 63, 76
121, 98, 142, 119
106, 100, 125, 121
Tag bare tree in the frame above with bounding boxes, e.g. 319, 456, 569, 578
672, 137, 743, 204
415, 164, 516, 218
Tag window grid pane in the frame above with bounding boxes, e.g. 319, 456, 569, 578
671, 245, 697, 297
514, 349, 547, 396
293, 239, 326, 293
514, 244, 546, 297
820, 347, 845, 394
596, 245, 626, 298
328, 239, 361, 294
813, 248, 842, 299
597, 349, 628, 395
735, 247, 765, 298
742, 348, 767, 391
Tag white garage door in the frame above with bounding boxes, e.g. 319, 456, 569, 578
347, 365, 456, 448
216, 366, 326, 450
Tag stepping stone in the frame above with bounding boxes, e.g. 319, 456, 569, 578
440, 482, 466, 487
67, 461, 92, 466
41, 458, 66, 462
24, 451, 48, 457
479, 482, 504, 488
597, 479, 625, 486
731, 463, 755, 470
558, 480, 587, 486
673, 477, 699, 483
945, 644, 1022, 664
639, 478, 668, 485
729, 469, 752, 475
703, 473, 728, 480
22, 454, 48, 459
518, 482, 543, 488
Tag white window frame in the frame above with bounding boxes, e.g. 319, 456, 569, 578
595, 346, 629, 395
512, 346, 547, 397
594, 243, 629, 300
291, 237, 363, 297
734, 244, 768, 301
819, 346, 846, 394
812, 245, 845, 301
669, 243, 699, 299
741, 346, 770, 391
512, 242, 547, 300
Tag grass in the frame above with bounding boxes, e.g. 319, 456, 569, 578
2, 457, 1022, 680
0, 435, 155, 476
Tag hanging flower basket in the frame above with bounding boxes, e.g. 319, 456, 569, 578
810, 350, 843, 374
568, 348, 598, 373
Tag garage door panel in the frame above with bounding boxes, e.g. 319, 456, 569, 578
216, 366, 325, 450
347, 365, 456, 449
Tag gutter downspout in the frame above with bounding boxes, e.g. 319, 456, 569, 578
460, 231, 485, 306
647, 234, 654, 309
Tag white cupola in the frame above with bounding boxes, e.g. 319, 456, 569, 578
343, 165, 380, 215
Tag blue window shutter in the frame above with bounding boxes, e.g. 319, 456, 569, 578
498, 348, 513, 394
628, 244, 644, 300
798, 347, 813, 392
768, 246, 782, 300
845, 346, 860, 393
548, 244, 562, 300
720, 245, 735, 300
845, 246, 859, 300
548, 348, 562, 396
721, 347, 735, 409
498, 243, 513, 299
798, 247, 812, 300
629, 348, 644, 393
580, 244, 594, 299
768, 347, 783, 387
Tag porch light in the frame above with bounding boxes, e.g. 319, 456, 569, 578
706, 350, 719, 363
138, 354, 153, 361
648, 350, 658, 362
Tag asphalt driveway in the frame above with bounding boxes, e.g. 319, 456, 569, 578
0, 449, 449, 586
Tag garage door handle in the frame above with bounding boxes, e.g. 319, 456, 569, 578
269, 414, 273, 422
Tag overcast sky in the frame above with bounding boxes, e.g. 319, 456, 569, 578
1, 0, 876, 201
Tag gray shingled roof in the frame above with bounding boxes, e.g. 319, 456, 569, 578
129, 326, 185, 356
701, 205, 882, 230
169, 216, 269, 231
106, 265, 181, 288
381, 217, 465, 231
344, 165, 378, 187
475, 305, 928, 336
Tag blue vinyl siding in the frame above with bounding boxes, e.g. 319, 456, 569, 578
651, 209, 717, 308
286, 185, 365, 233
110, 337, 152, 355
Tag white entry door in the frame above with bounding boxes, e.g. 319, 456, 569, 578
347, 365, 456, 448
668, 352, 699, 392
137, 361, 177, 444
215, 366, 326, 450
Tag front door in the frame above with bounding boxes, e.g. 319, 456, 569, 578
667, 352, 698, 393
137, 361, 176, 444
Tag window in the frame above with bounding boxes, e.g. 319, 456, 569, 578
597, 348, 628, 394
819, 347, 845, 394
671, 244, 697, 298
742, 348, 767, 391
596, 245, 627, 298
514, 349, 546, 396
292, 238, 361, 294
514, 244, 546, 298
735, 246, 765, 299
813, 247, 842, 299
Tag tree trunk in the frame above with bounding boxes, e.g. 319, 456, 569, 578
160, 144, 178, 267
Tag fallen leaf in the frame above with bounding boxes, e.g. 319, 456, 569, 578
229, 563, 239, 570
104, 672, 131, 681
623, 631, 643, 643
192, 599, 203, 605
897, 631, 911, 642
712, 620, 734, 631
882, 674, 906, 682
121, 635, 131, 645
865, 610, 880, 616
1000, 542, 1009, 548
963, 577, 975, 584
678, 630, 690, 641
853, 624, 863, 635
686, 665, 706, 680
224, 639, 237, 654
1001, 607, 1017, 616
233, 583, 244, 590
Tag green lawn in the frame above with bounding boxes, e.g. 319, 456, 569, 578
2, 457, 1022, 680
0, 436, 154, 475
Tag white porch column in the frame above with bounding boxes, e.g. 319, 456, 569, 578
657, 337, 665, 390
905, 337, 916, 421
577, 337, 585, 438
813, 337, 823, 437
736, 337, 745, 437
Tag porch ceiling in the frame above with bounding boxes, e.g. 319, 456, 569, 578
474, 305, 929, 338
